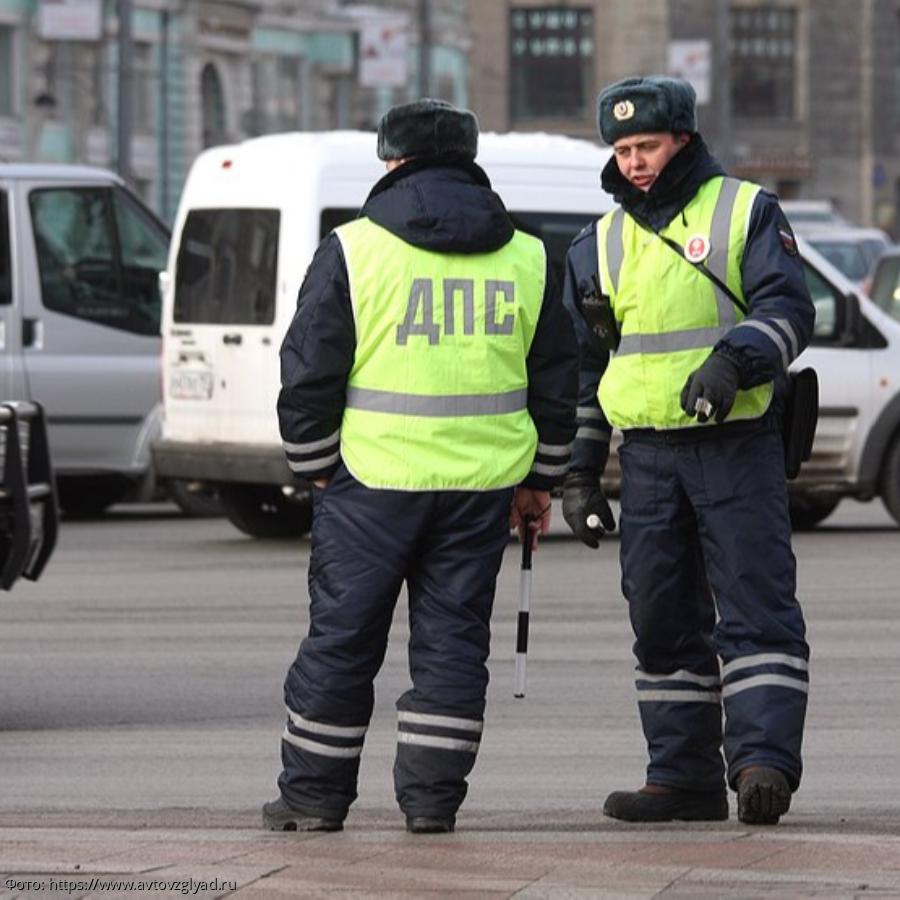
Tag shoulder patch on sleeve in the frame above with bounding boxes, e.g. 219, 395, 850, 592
778, 224, 798, 256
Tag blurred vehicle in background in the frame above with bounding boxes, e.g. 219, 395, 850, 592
800, 226, 891, 291
0, 164, 215, 518
154, 130, 615, 537
868, 246, 900, 319
784, 238, 900, 529
781, 199, 849, 228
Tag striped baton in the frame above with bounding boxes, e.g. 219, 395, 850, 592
513, 516, 533, 698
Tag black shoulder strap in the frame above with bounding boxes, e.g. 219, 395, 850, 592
635, 220, 749, 316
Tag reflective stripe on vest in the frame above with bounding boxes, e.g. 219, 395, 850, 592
596, 176, 773, 431
335, 218, 544, 490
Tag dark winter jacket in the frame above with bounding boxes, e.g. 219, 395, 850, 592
562, 135, 816, 474
278, 157, 579, 489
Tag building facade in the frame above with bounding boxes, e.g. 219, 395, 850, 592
468, 0, 900, 233
0, 0, 471, 222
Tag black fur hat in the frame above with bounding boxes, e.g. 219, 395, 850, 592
376, 99, 479, 161
597, 76, 697, 145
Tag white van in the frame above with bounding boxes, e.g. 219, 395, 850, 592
155, 131, 900, 537
154, 130, 615, 536
785, 239, 900, 529
0, 164, 169, 515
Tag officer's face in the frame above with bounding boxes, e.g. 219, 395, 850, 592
612, 132, 691, 192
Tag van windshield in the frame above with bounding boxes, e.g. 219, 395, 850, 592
320, 208, 596, 287
174, 208, 279, 325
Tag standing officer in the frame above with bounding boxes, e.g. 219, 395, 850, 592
264, 100, 578, 834
562, 77, 814, 825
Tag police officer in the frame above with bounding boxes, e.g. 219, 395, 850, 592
562, 77, 814, 825
263, 100, 578, 834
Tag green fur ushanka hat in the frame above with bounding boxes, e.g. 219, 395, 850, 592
376, 99, 479, 161
596, 76, 697, 145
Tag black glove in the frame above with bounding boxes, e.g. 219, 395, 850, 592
562, 471, 616, 549
680, 352, 741, 424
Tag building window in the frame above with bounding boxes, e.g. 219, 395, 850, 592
0, 26, 14, 116
275, 56, 301, 130
201, 63, 226, 148
509, 7, 594, 121
132, 42, 156, 134
730, 6, 797, 119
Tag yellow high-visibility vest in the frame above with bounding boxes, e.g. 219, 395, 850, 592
596, 176, 773, 430
334, 218, 545, 490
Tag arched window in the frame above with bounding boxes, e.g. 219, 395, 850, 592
201, 63, 226, 147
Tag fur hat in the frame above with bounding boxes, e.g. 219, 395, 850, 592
596, 76, 697, 145
376, 99, 479, 161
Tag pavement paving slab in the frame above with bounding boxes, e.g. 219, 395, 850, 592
3, 825, 900, 898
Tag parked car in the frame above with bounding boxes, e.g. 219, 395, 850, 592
799, 226, 891, 290
0, 164, 216, 517
781, 199, 849, 228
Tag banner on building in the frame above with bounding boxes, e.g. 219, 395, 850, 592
37, 0, 104, 42
358, 12, 409, 89
667, 40, 711, 105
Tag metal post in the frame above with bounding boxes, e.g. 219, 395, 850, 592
417, 0, 430, 99
860, 0, 874, 226
117, 0, 133, 181
159, 8, 170, 219
714, 0, 732, 169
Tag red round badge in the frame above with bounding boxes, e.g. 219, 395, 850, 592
685, 235, 710, 263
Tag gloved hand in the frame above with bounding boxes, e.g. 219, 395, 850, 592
562, 471, 616, 549
680, 352, 741, 424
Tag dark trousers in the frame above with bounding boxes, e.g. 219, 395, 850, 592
278, 464, 513, 820
618, 420, 809, 793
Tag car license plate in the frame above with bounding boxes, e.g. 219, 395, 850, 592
170, 369, 214, 400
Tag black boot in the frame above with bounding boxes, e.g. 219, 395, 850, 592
406, 816, 455, 834
262, 797, 343, 832
736, 767, 791, 825
603, 786, 728, 822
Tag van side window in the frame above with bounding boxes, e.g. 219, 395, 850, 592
508, 211, 595, 286
0, 191, 10, 305
174, 209, 279, 325
29, 187, 162, 336
320, 208, 358, 238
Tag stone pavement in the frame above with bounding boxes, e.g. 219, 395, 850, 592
3, 812, 900, 899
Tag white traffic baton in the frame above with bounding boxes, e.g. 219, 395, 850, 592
513, 516, 533, 698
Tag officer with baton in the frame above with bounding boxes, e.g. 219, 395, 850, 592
264, 99, 577, 835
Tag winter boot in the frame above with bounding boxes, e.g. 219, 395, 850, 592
262, 797, 343, 832
406, 816, 455, 834
736, 766, 791, 825
603, 785, 728, 822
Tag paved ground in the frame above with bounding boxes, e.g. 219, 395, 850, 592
0, 498, 898, 898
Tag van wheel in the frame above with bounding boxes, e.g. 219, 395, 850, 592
167, 480, 223, 518
218, 484, 312, 538
788, 494, 840, 531
880, 436, 900, 526
57, 476, 132, 518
